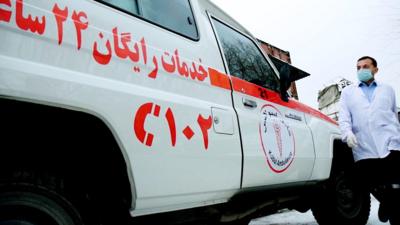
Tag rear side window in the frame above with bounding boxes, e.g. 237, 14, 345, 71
101, 0, 139, 14
212, 18, 279, 92
97, 0, 198, 40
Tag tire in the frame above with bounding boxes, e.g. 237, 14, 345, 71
311, 171, 370, 225
389, 193, 400, 225
222, 219, 251, 225
390, 215, 400, 225
217, 219, 251, 225
0, 171, 84, 225
215, 214, 252, 225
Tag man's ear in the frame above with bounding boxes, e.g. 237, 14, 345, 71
373, 67, 379, 75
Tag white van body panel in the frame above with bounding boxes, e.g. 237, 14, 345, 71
0, 0, 340, 218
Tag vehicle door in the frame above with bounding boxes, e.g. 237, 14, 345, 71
210, 17, 315, 188
93, 0, 244, 212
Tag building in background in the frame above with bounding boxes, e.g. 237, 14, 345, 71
258, 39, 309, 100
317, 78, 352, 121
318, 79, 400, 122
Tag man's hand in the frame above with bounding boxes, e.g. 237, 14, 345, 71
346, 132, 358, 148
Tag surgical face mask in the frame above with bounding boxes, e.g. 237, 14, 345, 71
357, 69, 373, 82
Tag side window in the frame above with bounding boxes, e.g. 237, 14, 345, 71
97, 0, 198, 40
212, 18, 280, 92
140, 0, 198, 39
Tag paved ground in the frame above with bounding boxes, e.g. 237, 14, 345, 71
249, 195, 388, 225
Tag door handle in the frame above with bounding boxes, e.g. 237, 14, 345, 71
243, 98, 257, 108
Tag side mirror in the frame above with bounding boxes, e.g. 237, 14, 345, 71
279, 64, 291, 102
270, 56, 310, 102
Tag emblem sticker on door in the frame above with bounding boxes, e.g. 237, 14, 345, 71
259, 104, 295, 173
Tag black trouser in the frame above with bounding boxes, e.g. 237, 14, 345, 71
352, 151, 400, 216
353, 151, 400, 190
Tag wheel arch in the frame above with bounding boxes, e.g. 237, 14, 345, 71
0, 97, 135, 215
331, 138, 354, 175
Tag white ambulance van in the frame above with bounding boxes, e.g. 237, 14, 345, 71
0, 0, 370, 225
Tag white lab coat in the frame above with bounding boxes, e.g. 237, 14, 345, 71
339, 81, 400, 161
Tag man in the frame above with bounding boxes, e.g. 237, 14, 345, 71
339, 56, 400, 224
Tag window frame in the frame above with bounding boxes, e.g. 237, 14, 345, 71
94, 0, 200, 41
208, 13, 282, 93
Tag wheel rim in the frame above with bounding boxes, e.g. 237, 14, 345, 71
336, 176, 363, 218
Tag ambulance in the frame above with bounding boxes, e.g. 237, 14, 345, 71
0, 0, 370, 224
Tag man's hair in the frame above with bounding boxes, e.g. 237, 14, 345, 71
357, 56, 377, 67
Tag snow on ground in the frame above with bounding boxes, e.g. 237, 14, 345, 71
250, 195, 388, 225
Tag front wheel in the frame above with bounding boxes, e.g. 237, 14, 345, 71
311, 171, 370, 225
389, 190, 400, 225
220, 219, 251, 225
390, 214, 400, 225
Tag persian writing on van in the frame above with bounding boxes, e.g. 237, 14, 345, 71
0, 0, 209, 83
